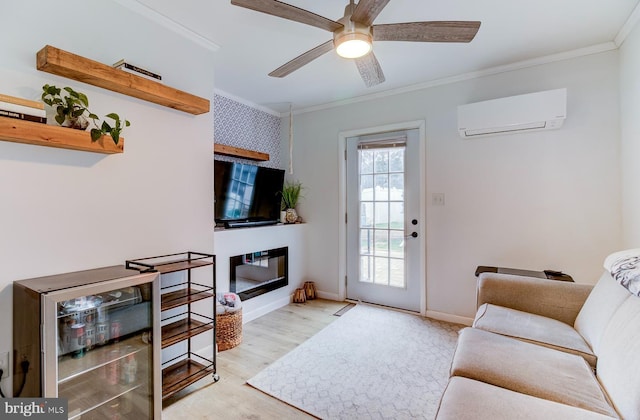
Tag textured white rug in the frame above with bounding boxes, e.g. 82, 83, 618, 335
247, 304, 462, 419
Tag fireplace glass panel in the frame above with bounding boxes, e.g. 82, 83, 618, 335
230, 247, 288, 300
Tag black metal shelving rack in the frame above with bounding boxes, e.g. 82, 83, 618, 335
126, 251, 218, 400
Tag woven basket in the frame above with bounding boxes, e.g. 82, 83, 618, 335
216, 308, 243, 351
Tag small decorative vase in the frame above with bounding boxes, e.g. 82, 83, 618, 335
293, 288, 306, 303
304, 281, 316, 300
280, 210, 287, 224
285, 208, 298, 223
63, 114, 89, 130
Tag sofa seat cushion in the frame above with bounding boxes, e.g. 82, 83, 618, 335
436, 377, 617, 420
473, 303, 596, 367
450, 328, 617, 417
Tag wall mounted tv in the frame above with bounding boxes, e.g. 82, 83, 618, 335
214, 160, 285, 228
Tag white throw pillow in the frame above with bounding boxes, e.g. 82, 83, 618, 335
604, 249, 640, 297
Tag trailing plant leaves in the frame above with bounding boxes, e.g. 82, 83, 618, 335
90, 129, 102, 142
77, 92, 89, 107
111, 130, 120, 145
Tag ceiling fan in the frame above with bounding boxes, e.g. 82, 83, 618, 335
230, 0, 481, 87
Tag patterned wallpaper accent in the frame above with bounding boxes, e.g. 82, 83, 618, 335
214, 94, 282, 169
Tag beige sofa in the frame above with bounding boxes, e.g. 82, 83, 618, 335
436, 250, 640, 419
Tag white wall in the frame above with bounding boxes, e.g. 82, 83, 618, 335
289, 51, 622, 319
620, 19, 640, 247
0, 1, 215, 391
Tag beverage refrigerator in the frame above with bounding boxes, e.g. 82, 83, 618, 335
13, 265, 162, 419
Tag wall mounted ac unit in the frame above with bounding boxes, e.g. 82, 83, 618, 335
457, 88, 567, 138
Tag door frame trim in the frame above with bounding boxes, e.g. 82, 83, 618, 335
338, 120, 427, 315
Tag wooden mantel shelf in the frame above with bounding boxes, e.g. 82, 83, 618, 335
214, 144, 269, 161
0, 117, 123, 154
36, 45, 210, 115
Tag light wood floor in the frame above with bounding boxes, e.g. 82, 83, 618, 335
162, 299, 348, 419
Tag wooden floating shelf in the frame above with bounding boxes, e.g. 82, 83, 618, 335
37, 45, 210, 115
214, 144, 269, 161
0, 117, 123, 154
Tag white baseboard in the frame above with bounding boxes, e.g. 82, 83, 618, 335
316, 290, 341, 301
426, 310, 473, 326
242, 295, 291, 324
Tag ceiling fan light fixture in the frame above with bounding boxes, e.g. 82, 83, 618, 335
335, 32, 372, 59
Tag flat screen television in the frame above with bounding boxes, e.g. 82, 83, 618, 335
214, 160, 285, 228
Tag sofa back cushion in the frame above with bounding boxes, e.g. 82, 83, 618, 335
574, 271, 631, 354
596, 295, 640, 420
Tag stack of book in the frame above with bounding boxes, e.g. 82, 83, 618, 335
0, 93, 46, 124
113, 59, 162, 82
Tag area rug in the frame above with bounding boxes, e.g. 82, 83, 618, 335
247, 304, 463, 419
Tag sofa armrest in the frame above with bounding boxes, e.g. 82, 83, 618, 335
477, 273, 593, 325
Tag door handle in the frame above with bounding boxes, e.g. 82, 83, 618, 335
405, 232, 418, 239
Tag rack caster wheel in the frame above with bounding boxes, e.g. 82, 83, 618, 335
213, 374, 220, 382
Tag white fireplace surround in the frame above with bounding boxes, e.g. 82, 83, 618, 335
214, 223, 306, 323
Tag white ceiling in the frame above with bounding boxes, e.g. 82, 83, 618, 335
133, 0, 639, 114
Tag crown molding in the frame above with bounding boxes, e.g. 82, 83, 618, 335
214, 89, 283, 117
615, 2, 640, 46
111, 0, 220, 53
294, 42, 618, 115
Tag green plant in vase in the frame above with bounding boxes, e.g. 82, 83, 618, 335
41, 84, 130, 145
280, 181, 304, 223
41, 84, 90, 129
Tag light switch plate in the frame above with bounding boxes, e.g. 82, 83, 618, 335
432, 193, 445, 206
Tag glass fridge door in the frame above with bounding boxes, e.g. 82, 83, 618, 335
42, 272, 161, 419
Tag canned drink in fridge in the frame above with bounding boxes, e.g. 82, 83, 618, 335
70, 323, 85, 358
97, 305, 109, 323
110, 320, 121, 343
84, 324, 95, 350
81, 308, 96, 325
107, 350, 121, 385
121, 352, 138, 384
96, 322, 109, 346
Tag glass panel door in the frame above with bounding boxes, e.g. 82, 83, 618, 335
43, 273, 160, 419
358, 144, 406, 288
346, 129, 422, 312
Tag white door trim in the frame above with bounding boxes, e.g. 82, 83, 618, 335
338, 120, 427, 315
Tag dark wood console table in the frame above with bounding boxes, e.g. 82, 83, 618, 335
475, 265, 574, 282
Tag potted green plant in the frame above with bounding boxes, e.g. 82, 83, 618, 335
280, 181, 303, 223
42, 84, 90, 129
42, 84, 130, 145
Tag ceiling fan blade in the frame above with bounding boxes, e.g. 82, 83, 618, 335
355, 52, 385, 88
231, 0, 343, 32
373, 21, 481, 43
269, 40, 334, 78
351, 0, 391, 27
